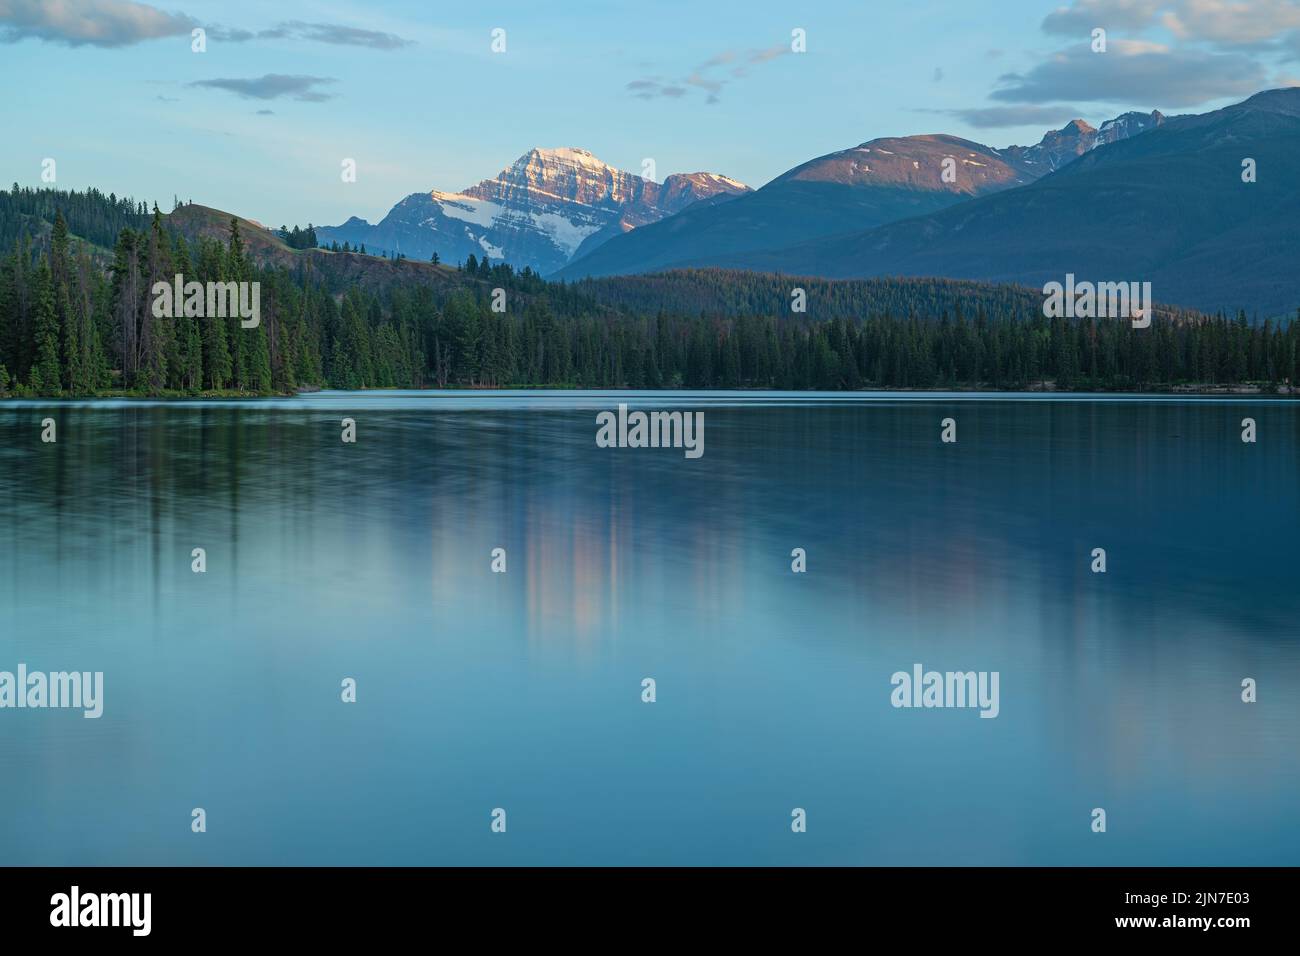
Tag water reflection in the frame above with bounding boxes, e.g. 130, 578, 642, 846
1, 394, 1297, 864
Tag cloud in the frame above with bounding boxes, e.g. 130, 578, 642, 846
626, 40, 791, 103
188, 74, 337, 102
729, 44, 790, 79
1041, 1, 1300, 48
0, 3, 416, 50
269, 20, 413, 50
990, 39, 1266, 106
0, 0, 194, 47
746, 44, 789, 66
950, 1, 1287, 135
685, 70, 723, 94
207, 20, 413, 48
627, 77, 673, 100
206, 26, 255, 42
698, 50, 736, 69
929, 104, 1089, 127
1042, 0, 1163, 35
1163, 0, 1300, 47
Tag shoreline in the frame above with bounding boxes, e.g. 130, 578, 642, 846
0, 382, 1294, 400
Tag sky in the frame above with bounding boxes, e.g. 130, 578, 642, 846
3, 0, 1300, 228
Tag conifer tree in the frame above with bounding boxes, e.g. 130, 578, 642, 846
29, 259, 61, 393
249, 323, 272, 393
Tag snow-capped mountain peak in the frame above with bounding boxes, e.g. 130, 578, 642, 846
1094, 110, 1167, 147
319, 148, 750, 272
1003, 110, 1166, 171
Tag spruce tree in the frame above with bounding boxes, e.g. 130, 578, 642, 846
29, 259, 61, 393
60, 282, 82, 393
249, 323, 272, 393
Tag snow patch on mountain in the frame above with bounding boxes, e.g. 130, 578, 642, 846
528, 209, 603, 258
431, 191, 502, 228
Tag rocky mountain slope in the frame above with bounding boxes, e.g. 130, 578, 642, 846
316, 148, 749, 274
1002, 111, 1166, 172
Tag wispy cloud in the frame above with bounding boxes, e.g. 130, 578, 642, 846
740, 45, 788, 69
0, 0, 193, 47
220, 20, 414, 50
188, 74, 338, 103
684, 70, 723, 95
627, 42, 792, 104
0, 1, 414, 50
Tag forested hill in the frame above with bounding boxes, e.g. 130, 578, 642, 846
0, 184, 150, 253
577, 270, 1048, 321
0, 184, 1296, 397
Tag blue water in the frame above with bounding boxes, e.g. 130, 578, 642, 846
1, 391, 1297, 865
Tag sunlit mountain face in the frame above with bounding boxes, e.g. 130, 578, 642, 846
316, 147, 750, 273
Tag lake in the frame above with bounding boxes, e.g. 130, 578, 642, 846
1, 391, 1297, 865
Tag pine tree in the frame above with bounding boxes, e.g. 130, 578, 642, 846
205, 309, 231, 389
136, 205, 173, 392
225, 219, 248, 388
50, 210, 70, 287
183, 316, 203, 390
249, 323, 272, 393
0, 243, 18, 380
29, 259, 61, 393
60, 282, 82, 393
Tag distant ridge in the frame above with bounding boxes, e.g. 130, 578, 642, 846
553, 107, 1164, 281
693, 89, 1300, 316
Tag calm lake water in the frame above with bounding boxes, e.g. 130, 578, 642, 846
1, 391, 1297, 865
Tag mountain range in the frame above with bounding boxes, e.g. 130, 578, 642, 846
319, 111, 1164, 281
552, 108, 1167, 283
312, 89, 1300, 317
316, 147, 749, 274
608, 90, 1297, 317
